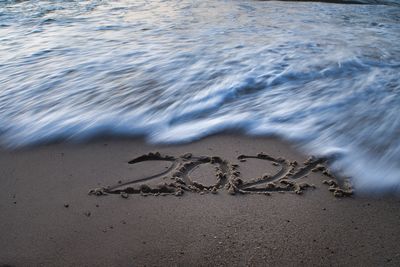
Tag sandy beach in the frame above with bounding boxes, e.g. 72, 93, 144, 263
0, 134, 399, 266
1, 0, 400, 265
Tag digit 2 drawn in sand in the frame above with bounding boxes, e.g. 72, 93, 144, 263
89, 152, 353, 198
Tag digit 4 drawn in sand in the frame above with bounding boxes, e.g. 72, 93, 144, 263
89, 152, 353, 198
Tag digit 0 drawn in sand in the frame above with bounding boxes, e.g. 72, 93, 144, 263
89, 152, 353, 198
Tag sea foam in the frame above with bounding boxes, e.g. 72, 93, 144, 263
0, 0, 399, 192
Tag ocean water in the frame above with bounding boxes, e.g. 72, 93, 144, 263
0, 0, 399, 192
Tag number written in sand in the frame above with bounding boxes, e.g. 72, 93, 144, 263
88, 152, 353, 198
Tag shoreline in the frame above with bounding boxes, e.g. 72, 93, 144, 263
1, 134, 399, 266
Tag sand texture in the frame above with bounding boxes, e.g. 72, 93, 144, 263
0, 135, 399, 266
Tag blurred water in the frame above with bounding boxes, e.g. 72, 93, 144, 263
0, 0, 399, 191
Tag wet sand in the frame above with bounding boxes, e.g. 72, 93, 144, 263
0, 134, 399, 266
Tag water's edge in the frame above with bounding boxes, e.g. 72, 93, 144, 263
1, 0, 399, 192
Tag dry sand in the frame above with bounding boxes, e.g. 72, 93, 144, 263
0, 134, 399, 266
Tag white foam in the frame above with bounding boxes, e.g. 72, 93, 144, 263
0, 0, 399, 193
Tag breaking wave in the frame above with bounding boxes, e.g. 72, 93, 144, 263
0, 0, 399, 192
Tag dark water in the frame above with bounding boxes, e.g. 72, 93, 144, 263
0, 0, 399, 191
